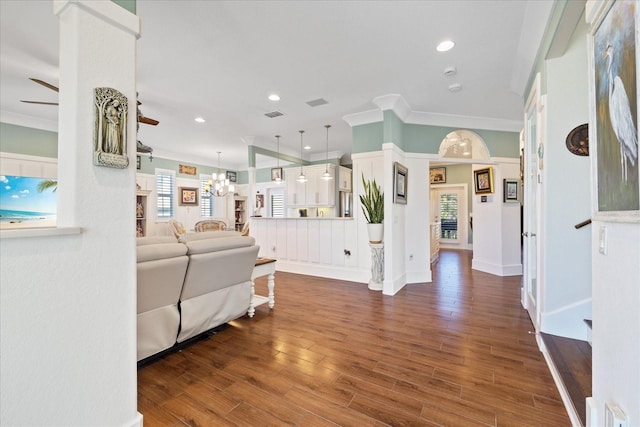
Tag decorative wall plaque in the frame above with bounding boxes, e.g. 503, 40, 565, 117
94, 87, 129, 169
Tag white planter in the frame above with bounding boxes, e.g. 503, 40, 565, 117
367, 223, 383, 243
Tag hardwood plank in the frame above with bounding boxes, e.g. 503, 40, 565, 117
138, 249, 571, 426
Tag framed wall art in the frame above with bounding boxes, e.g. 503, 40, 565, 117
394, 162, 408, 204
226, 171, 237, 183
429, 167, 446, 184
503, 179, 520, 203
474, 167, 494, 194
179, 187, 198, 206
271, 167, 283, 181
588, 0, 639, 222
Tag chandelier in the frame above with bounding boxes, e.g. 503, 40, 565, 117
322, 124, 333, 181
205, 151, 235, 197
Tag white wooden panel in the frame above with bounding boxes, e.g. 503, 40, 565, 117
42, 162, 58, 178
276, 219, 287, 259
331, 220, 345, 266
257, 219, 269, 258
307, 220, 320, 263
286, 219, 297, 260
319, 220, 332, 264
0, 157, 20, 176
297, 220, 308, 262
267, 219, 278, 258
344, 219, 359, 268
21, 161, 43, 178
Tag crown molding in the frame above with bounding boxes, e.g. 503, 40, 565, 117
406, 111, 523, 132
342, 109, 383, 127
372, 94, 411, 121
342, 94, 523, 132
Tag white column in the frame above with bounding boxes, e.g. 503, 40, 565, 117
248, 166, 256, 216
1, 2, 139, 426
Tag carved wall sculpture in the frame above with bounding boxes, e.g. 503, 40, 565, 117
94, 87, 129, 168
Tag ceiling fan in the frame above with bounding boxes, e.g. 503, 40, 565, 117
21, 77, 158, 156
21, 78, 160, 126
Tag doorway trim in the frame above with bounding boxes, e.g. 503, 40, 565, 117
430, 183, 471, 250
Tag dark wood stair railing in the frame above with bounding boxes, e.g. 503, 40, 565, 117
575, 218, 592, 229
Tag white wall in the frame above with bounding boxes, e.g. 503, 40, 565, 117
1, 2, 140, 426
541, 13, 592, 340
591, 221, 640, 425
472, 162, 523, 276
405, 154, 434, 284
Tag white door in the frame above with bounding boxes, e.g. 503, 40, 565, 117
523, 75, 543, 330
431, 185, 467, 248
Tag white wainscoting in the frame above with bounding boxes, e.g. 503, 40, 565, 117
250, 218, 369, 283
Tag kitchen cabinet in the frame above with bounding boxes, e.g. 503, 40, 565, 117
285, 164, 335, 207
339, 166, 352, 192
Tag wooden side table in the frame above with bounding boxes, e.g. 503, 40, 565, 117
248, 257, 276, 318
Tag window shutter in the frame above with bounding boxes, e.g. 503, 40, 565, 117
156, 171, 174, 219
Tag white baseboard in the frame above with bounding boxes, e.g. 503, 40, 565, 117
384, 273, 406, 295
406, 269, 432, 284
586, 397, 597, 427
275, 260, 370, 284
127, 412, 143, 427
472, 259, 522, 276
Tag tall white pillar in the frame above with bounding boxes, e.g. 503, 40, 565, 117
0, 1, 141, 426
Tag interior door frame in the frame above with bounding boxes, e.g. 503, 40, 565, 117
522, 73, 544, 331
430, 184, 470, 250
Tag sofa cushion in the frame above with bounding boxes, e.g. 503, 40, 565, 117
184, 236, 255, 255
137, 236, 178, 246
137, 243, 188, 263
178, 230, 241, 243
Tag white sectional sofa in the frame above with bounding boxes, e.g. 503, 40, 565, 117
136, 232, 259, 361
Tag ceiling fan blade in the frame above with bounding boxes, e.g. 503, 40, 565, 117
30, 78, 59, 92
138, 115, 159, 126
21, 100, 58, 105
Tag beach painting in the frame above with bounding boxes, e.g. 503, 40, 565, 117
0, 175, 57, 229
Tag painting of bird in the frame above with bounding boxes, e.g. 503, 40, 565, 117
604, 44, 638, 181
594, 0, 638, 213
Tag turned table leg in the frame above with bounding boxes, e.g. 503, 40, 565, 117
267, 272, 275, 309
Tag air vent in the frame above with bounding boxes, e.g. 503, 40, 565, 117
265, 111, 284, 118
306, 98, 328, 107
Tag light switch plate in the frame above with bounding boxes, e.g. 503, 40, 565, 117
599, 226, 607, 255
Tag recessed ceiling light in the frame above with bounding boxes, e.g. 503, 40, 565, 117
194, 117, 206, 123
268, 94, 280, 101
448, 83, 462, 92
304, 145, 311, 150
437, 40, 455, 52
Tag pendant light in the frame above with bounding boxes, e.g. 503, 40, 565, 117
273, 134, 283, 184
322, 124, 333, 181
297, 130, 307, 183
205, 151, 235, 197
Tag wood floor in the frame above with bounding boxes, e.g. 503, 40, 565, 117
138, 249, 570, 426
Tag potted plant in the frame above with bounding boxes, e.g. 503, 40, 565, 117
359, 174, 384, 243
